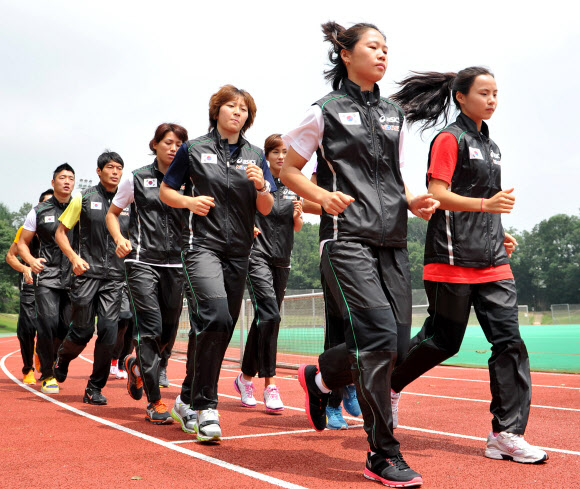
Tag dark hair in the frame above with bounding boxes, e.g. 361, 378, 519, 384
208, 84, 257, 136
264, 134, 284, 159
149, 123, 188, 154
391, 66, 494, 132
38, 189, 54, 203
97, 150, 124, 170
53, 163, 75, 180
321, 21, 385, 90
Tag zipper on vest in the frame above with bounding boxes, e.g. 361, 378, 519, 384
367, 101, 386, 245
225, 147, 231, 248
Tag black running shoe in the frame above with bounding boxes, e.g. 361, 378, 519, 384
53, 356, 69, 383
124, 356, 143, 400
83, 387, 108, 405
364, 450, 423, 487
146, 400, 174, 425
159, 366, 169, 388
298, 364, 329, 431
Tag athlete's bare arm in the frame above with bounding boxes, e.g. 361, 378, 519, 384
429, 178, 514, 214
17, 229, 46, 274
6, 242, 33, 283
106, 204, 132, 258
55, 223, 90, 275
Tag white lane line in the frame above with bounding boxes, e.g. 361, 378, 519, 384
402, 392, 580, 412
1, 350, 307, 489
421, 375, 580, 390
171, 426, 367, 444
437, 365, 580, 377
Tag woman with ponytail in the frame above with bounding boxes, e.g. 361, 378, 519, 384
389, 68, 548, 464
281, 21, 438, 487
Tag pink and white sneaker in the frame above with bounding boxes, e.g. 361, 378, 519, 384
234, 373, 257, 407
485, 431, 548, 464
264, 385, 284, 413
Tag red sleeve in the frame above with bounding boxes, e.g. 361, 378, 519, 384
427, 132, 458, 186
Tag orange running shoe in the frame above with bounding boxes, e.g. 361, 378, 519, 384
146, 400, 174, 424
23, 370, 36, 384
124, 356, 143, 400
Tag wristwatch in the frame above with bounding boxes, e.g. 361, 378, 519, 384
257, 180, 271, 194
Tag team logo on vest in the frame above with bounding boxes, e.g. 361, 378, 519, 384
469, 147, 484, 160
282, 187, 297, 200
490, 150, 501, 164
90, 202, 102, 210
381, 124, 400, 131
144, 178, 157, 187
339, 112, 361, 125
235, 158, 256, 170
44, 215, 55, 223
201, 153, 217, 164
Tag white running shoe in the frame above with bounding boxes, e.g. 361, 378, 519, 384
391, 389, 401, 429
264, 385, 284, 413
196, 408, 221, 442
171, 395, 197, 433
233, 373, 257, 407
116, 369, 127, 380
110, 364, 119, 377
485, 431, 549, 464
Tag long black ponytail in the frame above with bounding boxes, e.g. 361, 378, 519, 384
391, 66, 494, 133
321, 21, 385, 90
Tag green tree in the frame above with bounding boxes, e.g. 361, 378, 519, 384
287, 223, 322, 289
0, 203, 20, 312
12, 202, 34, 228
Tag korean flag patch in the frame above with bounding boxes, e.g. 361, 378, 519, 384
44, 215, 55, 223
91, 201, 102, 210
339, 112, 361, 125
201, 153, 217, 164
469, 147, 484, 160
144, 178, 158, 187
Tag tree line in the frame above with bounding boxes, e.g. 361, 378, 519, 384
1, 202, 578, 312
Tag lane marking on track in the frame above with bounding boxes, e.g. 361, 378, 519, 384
402, 391, 580, 411
437, 365, 580, 377
420, 375, 580, 390
1, 350, 308, 489
171, 426, 366, 444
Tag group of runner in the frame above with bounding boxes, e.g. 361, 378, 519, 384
6, 19, 548, 488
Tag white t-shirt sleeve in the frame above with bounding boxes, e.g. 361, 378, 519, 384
398, 119, 407, 168
112, 177, 134, 210
283, 105, 324, 161
22, 208, 37, 232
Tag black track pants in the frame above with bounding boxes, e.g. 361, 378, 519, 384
58, 276, 123, 389
113, 287, 134, 361
318, 241, 412, 457
35, 286, 71, 380
126, 262, 183, 403
17, 288, 37, 375
242, 254, 289, 378
180, 248, 249, 410
391, 279, 531, 434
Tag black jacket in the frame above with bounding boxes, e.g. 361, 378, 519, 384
127, 160, 185, 265
424, 113, 508, 268
73, 183, 129, 280
33, 196, 73, 289
181, 129, 270, 258
252, 177, 297, 267
315, 78, 407, 247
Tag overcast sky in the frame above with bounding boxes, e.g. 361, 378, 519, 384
1, 0, 578, 231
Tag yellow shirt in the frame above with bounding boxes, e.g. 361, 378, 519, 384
59, 193, 83, 229
14, 225, 23, 243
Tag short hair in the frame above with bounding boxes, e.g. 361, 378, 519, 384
38, 189, 54, 203
97, 150, 124, 170
149, 123, 188, 154
53, 163, 75, 180
264, 134, 284, 159
208, 85, 256, 136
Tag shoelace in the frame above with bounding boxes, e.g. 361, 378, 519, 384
266, 386, 280, 400
391, 453, 411, 470
242, 381, 255, 397
153, 400, 168, 413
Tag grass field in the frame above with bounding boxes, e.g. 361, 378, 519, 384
0, 314, 18, 334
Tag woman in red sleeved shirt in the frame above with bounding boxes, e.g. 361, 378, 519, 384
389, 67, 548, 464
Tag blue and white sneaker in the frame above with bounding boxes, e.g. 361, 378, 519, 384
326, 405, 348, 430
342, 384, 361, 417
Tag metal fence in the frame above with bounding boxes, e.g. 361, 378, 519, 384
551, 304, 580, 324
173, 293, 531, 369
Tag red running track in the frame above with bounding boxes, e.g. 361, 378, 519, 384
1, 335, 578, 489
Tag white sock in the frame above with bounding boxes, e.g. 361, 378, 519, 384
239, 373, 253, 385
315, 372, 331, 394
